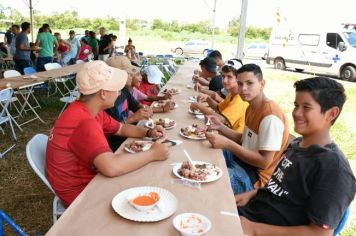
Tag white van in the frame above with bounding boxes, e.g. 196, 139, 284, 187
266, 25, 356, 81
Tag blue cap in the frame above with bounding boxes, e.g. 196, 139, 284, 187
199, 57, 217, 73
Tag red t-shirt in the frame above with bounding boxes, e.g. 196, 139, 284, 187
46, 101, 120, 207
138, 81, 158, 106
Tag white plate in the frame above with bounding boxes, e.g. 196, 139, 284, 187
112, 186, 178, 222
188, 96, 198, 102
188, 108, 203, 115
172, 161, 223, 183
124, 141, 153, 153
162, 89, 181, 95
152, 101, 179, 109
145, 118, 177, 130
179, 126, 206, 140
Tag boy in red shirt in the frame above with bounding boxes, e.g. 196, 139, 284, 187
46, 61, 169, 207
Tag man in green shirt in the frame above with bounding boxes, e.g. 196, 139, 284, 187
35, 23, 58, 71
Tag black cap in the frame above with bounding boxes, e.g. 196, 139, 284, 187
199, 57, 217, 73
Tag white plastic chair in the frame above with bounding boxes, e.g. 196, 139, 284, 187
2, 70, 23, 117
0, 88, 17, 158
44, 63, 72, 96
58, 87, 79, 117
3, 70, 21, 78
26, 134, 66, 223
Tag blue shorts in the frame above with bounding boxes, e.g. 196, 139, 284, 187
223, 149, 255, 194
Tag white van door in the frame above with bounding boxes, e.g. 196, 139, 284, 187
317, 32, 345, 75
296, 34, 323, 72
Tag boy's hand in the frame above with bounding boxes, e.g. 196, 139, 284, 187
205, 132, 230, 149
235, 189, 257, 207
190, 102, 200, 110
168, 101, 176, 110
211, 92, 223, 102
163, 93, 172, 100
194, 83, 202, 92
197, 94, 207, 103
205, 115, 224, 131
149, 125, 165, 139
131, 108, 151, 122
150, 137, 170, 161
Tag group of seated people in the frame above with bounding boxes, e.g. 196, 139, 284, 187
45, 49, 355, 235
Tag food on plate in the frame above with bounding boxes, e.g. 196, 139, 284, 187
128, 191, 160, 212
180, 124, 206, 139
189, 108, 203, 115
179, 214, 205, 234
173, 213, 211, 236
130, 192, 160, 206
177, 161, 220, 181
147, 118, 176, 129
124, 141, 152, 153
162, 88, 180, 94
152, 100, 177, 109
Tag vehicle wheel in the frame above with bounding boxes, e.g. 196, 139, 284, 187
295, 68, 304, 72
341, 66, 356, 81
274, 58, 286, 70
175, 48, 183, 55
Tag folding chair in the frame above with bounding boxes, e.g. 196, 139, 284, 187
45, 63, 72, 96
24, 66, 50, 97
0, 88, 18, 158
26, 134, 66, 224
4, 70, 45, 126
58, 87, 79, 117
2, 70, 22, 117
0, 210, 26, 236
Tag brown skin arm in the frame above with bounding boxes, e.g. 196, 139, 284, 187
241, 218, 333, 236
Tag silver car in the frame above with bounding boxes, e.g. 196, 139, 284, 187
171, 40, 211, 56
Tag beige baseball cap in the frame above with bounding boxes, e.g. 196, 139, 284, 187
76, 61, 127, 95
106, 55, 134, 73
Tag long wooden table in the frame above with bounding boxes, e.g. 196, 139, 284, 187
46, 61, 244, 236
0, 63, 84, 90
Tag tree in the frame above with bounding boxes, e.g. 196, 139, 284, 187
228, 17, 240, 36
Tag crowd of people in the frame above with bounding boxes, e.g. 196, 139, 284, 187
3, 21, 356, 235
3, 22, 139, 75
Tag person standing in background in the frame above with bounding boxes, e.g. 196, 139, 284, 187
13, 22, 38, 74
35, 24, 58, 71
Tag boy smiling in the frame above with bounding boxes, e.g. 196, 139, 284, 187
238, 77, 356, 236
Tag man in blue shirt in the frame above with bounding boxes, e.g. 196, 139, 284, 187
13, 22, 38, 74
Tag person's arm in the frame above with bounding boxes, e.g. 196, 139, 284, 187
225, 141, 276, 169
125, 108, 152, 124
240, 218, 332, 236
206, 115, 242, 142
196, 77, 209, 86
190, 102, 216, 116
206, 96, 219, 112
93, 138, 169, 177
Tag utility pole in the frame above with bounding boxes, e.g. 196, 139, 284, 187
211, 0, 217, 50
29, 0, 34, 42
236, 0, 248, 59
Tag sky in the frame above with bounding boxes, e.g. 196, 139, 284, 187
1, 0, 355, 29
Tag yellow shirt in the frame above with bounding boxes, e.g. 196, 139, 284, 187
218, 93, 249, 133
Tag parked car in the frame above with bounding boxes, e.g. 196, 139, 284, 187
243, 42, 268, 60
171, 40, 211, 56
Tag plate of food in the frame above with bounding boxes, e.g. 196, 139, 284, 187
152, 100, 178, 109
162, 88, 181, 95
188, 108, 203, 115
124, 140, 153, 153
112, 186, 178, 222
173, 161, 222, 183
173, 213, 211, 235
188, 95, 198, 103
179, 124, 206, 140
145, 118, 176, 130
